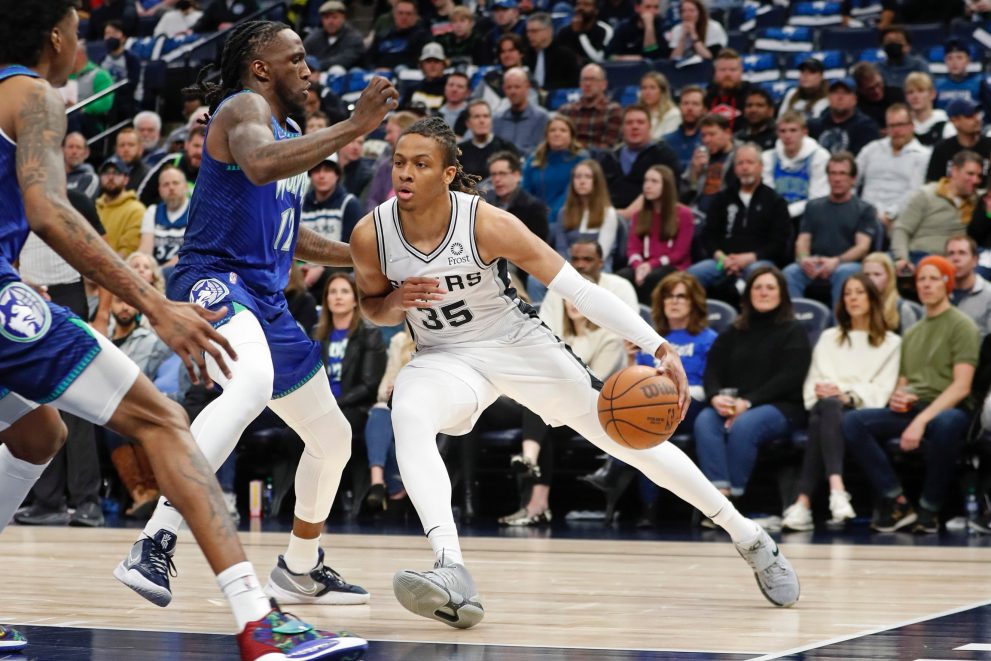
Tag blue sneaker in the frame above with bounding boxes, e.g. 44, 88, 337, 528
113, 529, 177, 607
0, 624, 27, 651
264, 549, 369, 605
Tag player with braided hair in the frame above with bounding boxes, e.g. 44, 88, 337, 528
0, 3, 368, 658
350, 115, 801, 628
116, 19, 401, 622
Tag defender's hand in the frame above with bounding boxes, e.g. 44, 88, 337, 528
150, 301, 237, 387
351, 77, 401, 135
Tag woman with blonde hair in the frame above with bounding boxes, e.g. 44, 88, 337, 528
862, 252, 921, 333
619, 164, 694, 302
781, 273, 901, 531
522, 114, 589, 226
639, 71, 682, 140
126, 251, 166, 294
553, 159, 619, 263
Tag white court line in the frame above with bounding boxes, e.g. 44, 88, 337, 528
746, 597, 991, 661
1, 621, 768, 655
956, 643, 991, 651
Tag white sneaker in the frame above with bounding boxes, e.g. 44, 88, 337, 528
828, 490, 856, 524
393, 556, 484, 629
781, 503, 814, 531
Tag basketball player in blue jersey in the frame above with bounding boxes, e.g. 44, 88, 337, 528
116, 20, 400, 610
350, 116, 801, 629
0, 3, 366, 659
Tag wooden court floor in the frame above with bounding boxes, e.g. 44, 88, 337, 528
2, 526, 991, 658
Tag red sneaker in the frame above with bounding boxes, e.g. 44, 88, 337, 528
237, 599, 367, 660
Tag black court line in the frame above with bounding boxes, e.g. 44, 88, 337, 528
4, 625, 756, 660
747, 600, 991, 660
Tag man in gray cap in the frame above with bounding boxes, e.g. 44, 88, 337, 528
399, 42, 449, 110
302, 1, 365, 74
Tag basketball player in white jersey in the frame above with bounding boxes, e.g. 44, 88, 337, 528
350, 116, 801, 629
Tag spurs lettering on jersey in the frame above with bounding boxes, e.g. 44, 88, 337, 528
374, 191, 542, 349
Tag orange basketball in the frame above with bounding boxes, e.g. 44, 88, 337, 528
597, 366, 681, 449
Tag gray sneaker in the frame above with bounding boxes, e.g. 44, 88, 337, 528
264, 548, 369, 605
393, 557, 484, 629
735, 528, 800, 607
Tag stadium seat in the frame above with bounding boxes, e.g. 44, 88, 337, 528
727, 30, 751, 53
760, 79, 796, 105
652, 58, 714, 93
788, 2, 844, 27
819, 26, 878, 53
754, 27, 814, 53
927, 45, 983, 75
845, 0, 882, 20
602, 60, 651, 90
855, 48, 886, 64
617, 85, 640, 107
547, 88, 581, 110
792, 297, 833, 346
551, 11, 572, 34
785, 50, 846, 80
639, 304, 655, 328
705, 299, 737, 333
740, 3, 788, 32
742, 53, 782, 83
905, 23, 946, 52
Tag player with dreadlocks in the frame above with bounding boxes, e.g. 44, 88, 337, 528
115, 19, 400, 622
350, 116, 801, 628
0, 4, 368, 658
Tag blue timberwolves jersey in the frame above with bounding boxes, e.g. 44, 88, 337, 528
0, 66, 41, 282
176, 91, 307, 295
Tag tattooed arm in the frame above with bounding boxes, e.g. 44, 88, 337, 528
294, 226, 352, 267
13, 79, 236, 382
221, 77, 399, 185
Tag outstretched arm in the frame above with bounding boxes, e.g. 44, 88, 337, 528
224, 77, 398, 186
475, 202, 689, 417
294, 226, 352, 267
14, 79, 235, 383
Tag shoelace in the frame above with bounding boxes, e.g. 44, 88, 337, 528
145, 536, 177, 578
314, 564, 346, 586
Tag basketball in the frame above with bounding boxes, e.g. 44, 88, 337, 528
597, 366, 681, 449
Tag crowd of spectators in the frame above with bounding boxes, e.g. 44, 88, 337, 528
19, 0, 991, 536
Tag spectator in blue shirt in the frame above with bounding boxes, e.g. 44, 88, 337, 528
663, 85, 706, 173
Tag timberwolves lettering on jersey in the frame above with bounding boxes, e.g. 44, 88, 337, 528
172, 91, 305, 296
373, 191, 540, 349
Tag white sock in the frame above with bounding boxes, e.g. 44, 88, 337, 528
427, 524, 464, 566
143, 496, 182, 539
138, 311, 274, 547
711, 503, 761, 543
217, 561, 272, 631
283, 533, 320, 574
0, 445, 48, 534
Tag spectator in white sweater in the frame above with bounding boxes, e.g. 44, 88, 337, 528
761, 111, 830, 220
781, 273, 901, 531
856, 103, 931, 233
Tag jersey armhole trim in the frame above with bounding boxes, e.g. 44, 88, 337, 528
468, 194, 498, 268
372, 205, 387, 274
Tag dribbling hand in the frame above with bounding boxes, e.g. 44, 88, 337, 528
149, 300, 238, 388
655, 342, 689, 421
390, 276, 447, 309
351, 76, 401, 135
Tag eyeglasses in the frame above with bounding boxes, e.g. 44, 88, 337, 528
663, 293, 690, 301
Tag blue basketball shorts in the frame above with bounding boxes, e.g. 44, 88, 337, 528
167, 268, 323, 398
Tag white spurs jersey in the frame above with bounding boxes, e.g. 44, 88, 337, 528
372, 191, 541, 349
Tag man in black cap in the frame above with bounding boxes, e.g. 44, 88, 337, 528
935, 39, 989, 116
302, 0, 365, 73
299, 156, 363, 298
779, 58, 830, 120
927, 98, 991, 184
810, 78, 881, 156
96, 155, 146, 257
